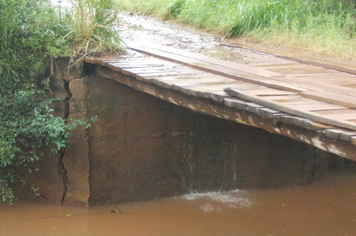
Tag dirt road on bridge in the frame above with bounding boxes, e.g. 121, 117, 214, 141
117, 12, 292, 65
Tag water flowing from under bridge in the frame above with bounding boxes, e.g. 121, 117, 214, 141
1, 170, 356, 236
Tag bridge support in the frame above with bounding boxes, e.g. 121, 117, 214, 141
84, 74, 337, 205
11, 69, 350, 205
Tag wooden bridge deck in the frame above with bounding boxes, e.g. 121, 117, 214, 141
85, 43, 356, 160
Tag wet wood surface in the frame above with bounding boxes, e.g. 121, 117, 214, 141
85, 43, 356, 160
220, 41, 356, 75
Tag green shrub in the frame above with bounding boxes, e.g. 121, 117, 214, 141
0, 0, 120, 203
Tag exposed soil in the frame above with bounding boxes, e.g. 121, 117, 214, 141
117, 12, 292, 65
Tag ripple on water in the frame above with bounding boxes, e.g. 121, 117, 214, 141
180, 189, 253, 211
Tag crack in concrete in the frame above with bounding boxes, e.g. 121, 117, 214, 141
57, 67, 72, 204
63, 79, 72, 119
57, 152, 68, 204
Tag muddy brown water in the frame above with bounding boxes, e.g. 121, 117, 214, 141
1, 170, 355, 236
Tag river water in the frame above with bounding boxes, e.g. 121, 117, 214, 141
1, 170, 355, 236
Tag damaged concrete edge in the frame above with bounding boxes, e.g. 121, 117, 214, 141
57, 152, 69, 204
85, 76, 93, 206
54, 58, 91, 205
58, 71, 72, 204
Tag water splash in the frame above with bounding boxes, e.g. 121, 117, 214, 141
180, 189, 253, 210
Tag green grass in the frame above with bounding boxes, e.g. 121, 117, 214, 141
71, 0, 121, 55
116, 0, 356, 59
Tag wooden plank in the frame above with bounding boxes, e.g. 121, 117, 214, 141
299, 77, 356, 86
148, 75, 205, 80
313, 109, 356, 115
325, 129, 356, 142
129, 44, 324, 95
246, 102, 264, 113
257, 107, 281, 119
284, 75, 356, 97
257, 95, 317, 104
158, 77, 236, 85
245, 89, 297, 96
136, 68, 200, 75
351, 136, 356, 146
131, 43, 279, 78
224, 83, 265, 90
209, 91, 231, 102
225, 87, 356, 130
109, 61, 170, 67
301, 91, 356, 109
259, 78, 312, 92
108, 60, 169, 65
123, 67, 183, 74
171, 82, 235, 94
274, 114, 331, 131
123, 63, 181, 68
178, 86, 231, 102
254, 63, 302, 68
267, 67, 336, 75
171, 80, 239, 88
183, 88, 206, 98
108, 63, 161, 69
286, 103, 345, 111
129, 67, 194, 73
103, 57, 155, 62
292, 74, 354, 79
223, 98, 248, 110
275, 115, 317, 129
136, 71, 202, 78
314, 113, 356, 121
290, 119, 332, 130
183, 84, 240, 92
338, 130, 356, 141
288, 73, 340, 77
149, 78, 173, 89
220, 42, 356, 75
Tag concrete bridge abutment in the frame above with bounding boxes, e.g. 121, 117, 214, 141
13, 71, 342, 205
83, 73, 334, 205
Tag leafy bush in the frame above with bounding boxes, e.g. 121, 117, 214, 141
0, 0, 120, 203
0, 0, 73, 93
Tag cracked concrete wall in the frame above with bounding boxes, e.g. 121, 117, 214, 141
87, 75, 188, 204
10, 60, 90, 205
49, 61, 91, 205
86, 74, 336, 205
11, 68, 345, 206
60, 77, 90, 205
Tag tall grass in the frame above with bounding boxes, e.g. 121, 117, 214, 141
71, 0, 121, 54
116, 0, 356, 59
